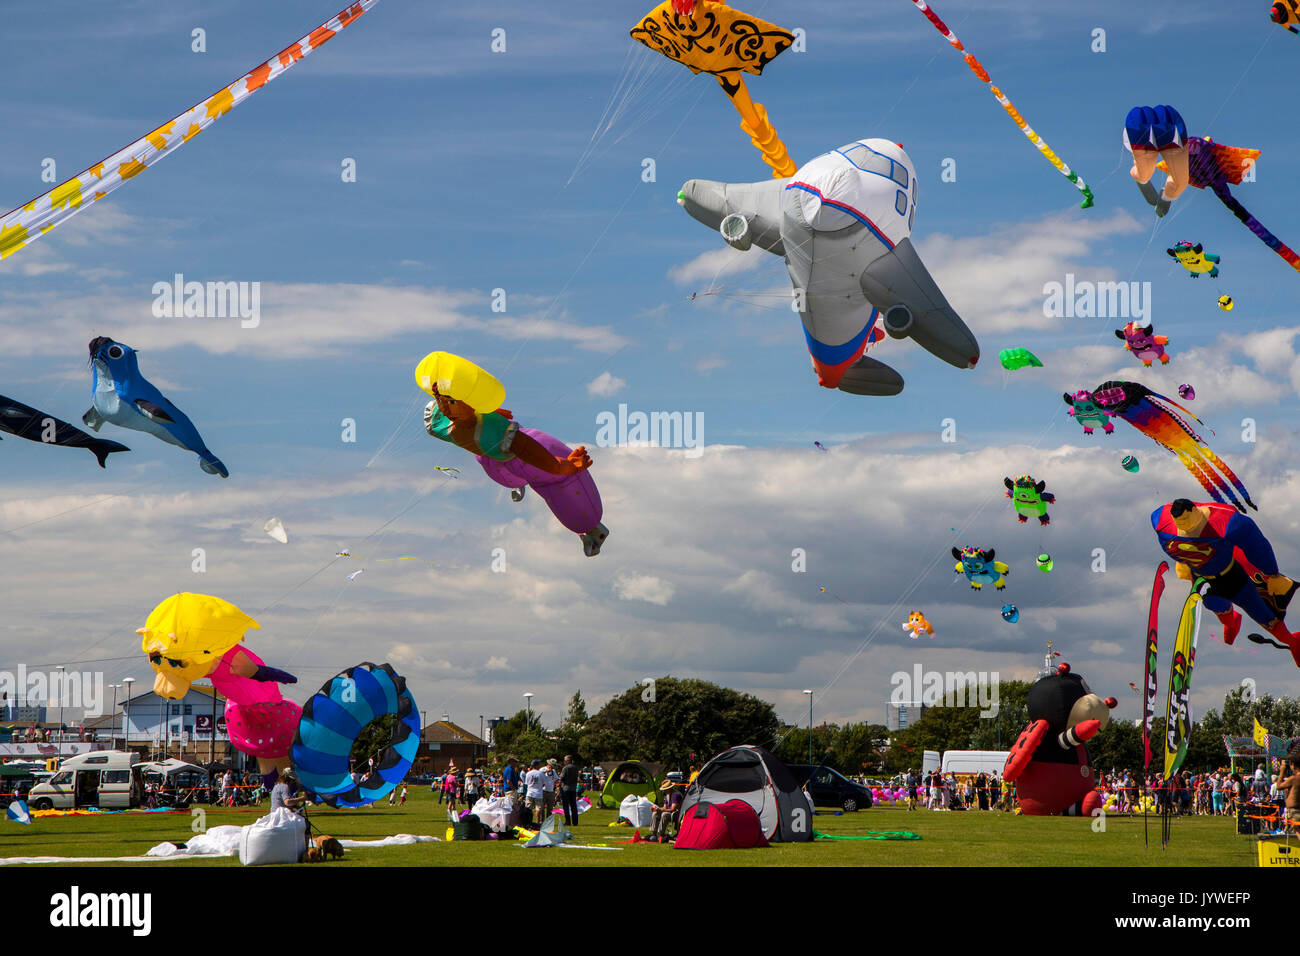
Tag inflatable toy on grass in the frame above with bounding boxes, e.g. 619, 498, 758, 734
139, 593, 301, 789
292, 662, 420, 808
416, 351, 610, 557
1002, 661, 1117, 815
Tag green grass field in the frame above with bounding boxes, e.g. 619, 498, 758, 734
0, 788, 1267, 866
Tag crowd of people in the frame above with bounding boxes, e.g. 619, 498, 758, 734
888, 760, 1300, 819
432, 755, 590, 826
1097, 762, 1300, 818
893, 770, 1014, 811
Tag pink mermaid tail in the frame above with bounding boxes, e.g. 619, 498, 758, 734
475, 427, 603, 535
208, 647, 302, 760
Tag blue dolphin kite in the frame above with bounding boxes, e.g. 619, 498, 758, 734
82, 337, 228, 477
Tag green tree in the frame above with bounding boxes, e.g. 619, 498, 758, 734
772, 723, 838, 768
552, 691, 589, 763
579, 676, 778, 767
350, 713, 397, 767
835, 722, 889, 774
490, 708, 545, 757
969, 680, 1031, 751
882, 708, 972, 774
1088, 717, 1143, 773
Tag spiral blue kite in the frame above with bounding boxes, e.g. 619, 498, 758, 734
291, 662, 420, 808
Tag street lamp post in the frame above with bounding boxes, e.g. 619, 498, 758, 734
803, 690, 813, 766
122, 677, 135, 753
57, 665, 66, 766
523, 693, 534, 731
110, 684, 119, 749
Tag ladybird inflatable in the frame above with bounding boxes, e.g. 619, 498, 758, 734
1002, 662, 1117, 816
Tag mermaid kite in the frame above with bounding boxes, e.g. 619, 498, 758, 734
416, 351, 610, 557
1078, 380, 1255, 513
138, 593, 301, 791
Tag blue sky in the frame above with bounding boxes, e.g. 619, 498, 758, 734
2, 0, 1299, 741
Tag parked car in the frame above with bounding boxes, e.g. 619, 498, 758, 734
785, 763, 875, 812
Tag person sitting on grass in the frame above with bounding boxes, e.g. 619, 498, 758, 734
649, 779, 683, 843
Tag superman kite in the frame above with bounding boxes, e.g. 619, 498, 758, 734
1152, 499, 1300, 667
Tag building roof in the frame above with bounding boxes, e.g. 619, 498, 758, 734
122, 685, 225, 707
421, 720, 486, 746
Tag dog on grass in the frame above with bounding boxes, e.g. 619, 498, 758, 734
306, 834, 344, 862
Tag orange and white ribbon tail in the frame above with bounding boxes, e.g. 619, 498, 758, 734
906, 0, 1093, 209
0, 0, 381, 260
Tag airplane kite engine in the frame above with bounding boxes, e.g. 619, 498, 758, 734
882, 304, 914, 339
719, 213, 753, 251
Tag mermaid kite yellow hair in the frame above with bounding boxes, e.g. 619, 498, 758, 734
414, 351, 506, 414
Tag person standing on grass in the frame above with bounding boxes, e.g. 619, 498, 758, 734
907, 770, 918, 811
543, 759, 559, 819
1278, 758, 1300, 826
560, 755, 580, 826
270, 769, 307, 816
444, 768, 459, 812
524, 759, 546, 828
501, 756, 519, 803
399, 785, 408, 807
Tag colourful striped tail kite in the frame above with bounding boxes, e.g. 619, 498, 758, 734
1091, 380, 1256, 513
906, 0, 1093, 208
0, 0, 381, 261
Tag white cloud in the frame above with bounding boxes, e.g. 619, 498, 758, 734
4, 424, 1299, 730
1088, 641, 1124, 656
0, 282, 631, 359
586, 371, 626, 397
669, 245, 766, 287
920, 209, 1144, 335
613, 573, 677, 606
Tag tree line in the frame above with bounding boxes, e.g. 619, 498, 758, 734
482, 675, 1299, 775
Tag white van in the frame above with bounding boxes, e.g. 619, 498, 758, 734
921, 750, 941, 775
939, 750, 1010, 776
27, 751, 145, 811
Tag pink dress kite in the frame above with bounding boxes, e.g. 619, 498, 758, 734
208, 647, 302, 760
474, 428, 604, 535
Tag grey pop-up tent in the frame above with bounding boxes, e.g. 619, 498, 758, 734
679, 745, 813, 842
